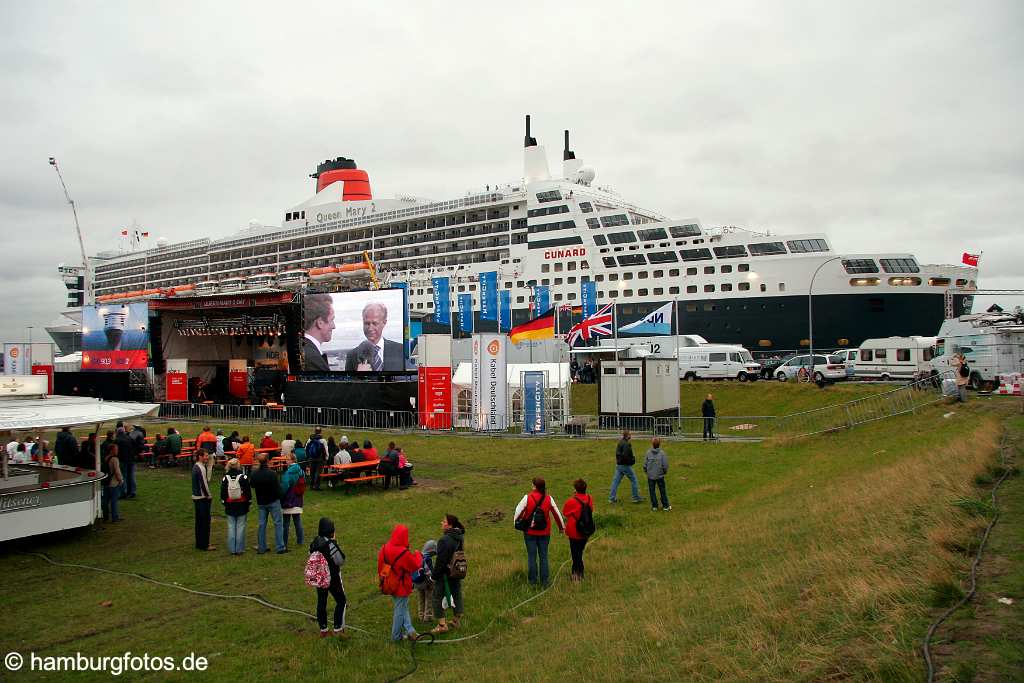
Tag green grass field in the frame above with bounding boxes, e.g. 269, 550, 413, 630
1, 396, 1020, 682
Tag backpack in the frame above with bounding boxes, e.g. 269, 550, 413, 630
379, 548, 408, 595
304, 551, 331, 589
306, 438, 322, 461
575, 497, 596, 538
226, 474, 245, 502
448, 540, 468, 580
292, 475, 306, 496
515, 495, 547, 532
958, 362, 970, 378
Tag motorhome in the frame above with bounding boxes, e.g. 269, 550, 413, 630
853, 336, 937, 380
678, 344, 761, 381
931, 312, 1024, 389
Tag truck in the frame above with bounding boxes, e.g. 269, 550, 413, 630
930, 312, 1024, 389
852, 336, 937, 381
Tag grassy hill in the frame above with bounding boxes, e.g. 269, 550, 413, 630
0, 399, 1017, 682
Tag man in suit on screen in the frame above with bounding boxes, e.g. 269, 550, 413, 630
344, 302, 405, 371
303, 294, 334, 372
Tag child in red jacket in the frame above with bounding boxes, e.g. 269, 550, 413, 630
378, 524, 423, 641
562, 479, 595, 582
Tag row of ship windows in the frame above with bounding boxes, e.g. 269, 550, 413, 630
842, 258, 919, 274
286, 208, 514, 231
591, 234, 829, 257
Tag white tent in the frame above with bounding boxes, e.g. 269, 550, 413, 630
451, 362, 571, 389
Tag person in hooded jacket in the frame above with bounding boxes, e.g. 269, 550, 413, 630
219, 458, 252, 555
643, 438, 671, 511
309, 517, 348, 638
377, 524, 423, 641
562, 479, 595, 581
280, 453, 305, 547
430, 514, 466, 634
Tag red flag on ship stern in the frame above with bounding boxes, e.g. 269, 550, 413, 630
962, 253, 980, 267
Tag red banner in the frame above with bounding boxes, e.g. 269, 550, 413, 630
166, 371, 188, 401
228, 370, 249, 399
418, 366, 452, 429
82, 350, 149, 370
31, 365, 53, 394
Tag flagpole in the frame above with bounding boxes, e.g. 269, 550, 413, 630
614, 302, 620, 426
674, 298, 680, 373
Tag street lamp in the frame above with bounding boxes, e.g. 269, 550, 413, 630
808, 256, 844, 370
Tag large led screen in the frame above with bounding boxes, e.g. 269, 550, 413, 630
82, 303, 150, 370
301, 289, 408, 372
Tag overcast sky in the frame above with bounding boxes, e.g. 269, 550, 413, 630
1, 1, 1021, 347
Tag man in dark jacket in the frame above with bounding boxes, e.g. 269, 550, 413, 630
306, 427, 326, 491
191, 451, 215, 551
701, 393, 716, 441
78, 432, 98, 470
431, 515, 466, 633
54, 427, 79, 466
609, 430, 642, 503
250, 454, 286, 554
115, 427, 138, 498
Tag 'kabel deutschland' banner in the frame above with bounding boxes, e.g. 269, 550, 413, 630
471, 333, 507, 431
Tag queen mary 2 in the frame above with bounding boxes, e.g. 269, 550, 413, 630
83, 116, 976, 352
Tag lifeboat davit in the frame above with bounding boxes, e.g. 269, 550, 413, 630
195, 281, 219, 296
219, 277, 245, 292
246, 272, 276, 289
309, 266, 339, 281
277, 269, 308, 289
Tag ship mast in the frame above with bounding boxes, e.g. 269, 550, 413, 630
49, 157, 91, 305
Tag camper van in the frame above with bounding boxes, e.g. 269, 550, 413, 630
930, 312, 1024, 389
678, 344, 761, 382
853, 336, 937, 381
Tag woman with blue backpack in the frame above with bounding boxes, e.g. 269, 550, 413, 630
306, 517, 348, 638
562, 479, 596, 582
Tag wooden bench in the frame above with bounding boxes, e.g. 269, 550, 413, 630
342, 474, 384, 485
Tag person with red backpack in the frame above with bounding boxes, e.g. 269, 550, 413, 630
377, 524, 423, 641
307, 517, 348, 638
562, 479, 595, 582
513, 477, 565, 586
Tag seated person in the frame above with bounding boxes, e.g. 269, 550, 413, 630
348, 443, 364, 463
362, 440, 379, 461
397, 448, 416, 489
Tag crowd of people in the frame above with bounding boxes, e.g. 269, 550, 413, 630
569, 358, 597, 384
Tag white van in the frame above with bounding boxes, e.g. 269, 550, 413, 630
930, 313, 1024, 389
830, 348, 859, 378
678, 344, 761, 382
853, 336, 937, 380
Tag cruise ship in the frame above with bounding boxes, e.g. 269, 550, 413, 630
69, 116, 977, 353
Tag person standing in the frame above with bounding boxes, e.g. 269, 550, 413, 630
562, 479, 595, 582
101, 443, 124, 522
78, 432, 98, 470
514, 477, 565, 586
701, 393, 716, 441
192, 451, 216, 550
220, 458, 251, 556
951, 352, 970, 402
643, 438, 671, 512
236, 436, 256, 475
251, 454, 286, 554
378, 524, 423, 642
54, 426, 78, 467
609, 430, 642, 504
431, 514, 466, 633
310, 517, 348, 638
280, 453, 305, 547
306, 427, 326, 491
115, 427, 137, 499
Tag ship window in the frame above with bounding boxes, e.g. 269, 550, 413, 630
527, 205, 569, 218
586, 218, 600, 229
554, 293, 563, 301
528, 220, 576, 235
842, 259, 879, 274
568, 276, 577, 283
638, 288, 649, 296
637, 228, 668, 241
888, 277, 921, 286
722, 283, 733, 292
602, 257, 616, 267
955, 278, 967, 287
738, 282, 750, 291
554, 277, 563, 285
669, 224, 701, 238
653, 270, 664, 278
568, 292, 577, 300
713, 245, 748, 259
608, 273, 618, 281
704, 266, 715, 274
579, 202, 593, 213
880, 258, 920, 273
654, 287, 664, 295
669, 286, 680, 294
623, 289, 633, 297
748, 241, 787, 256
669, 269, 680, 276
778, 283, 785, 291
638, 271, 648, 279
600, 214, 630, 228
623, 272, 634, 280
516, 296, 525, 304
850, 278, 880, 286
786, 239, 829, 253
554, 263, 563, 272
687, 285, 698, 293
541, 279, 550, 285
595, 275, 604, 282
568, 262, 577, 271
680, 248, 713, 261
704, 284, 715, 293
647, 251, 678, 264
618, 254, 646, 267
528, 236, 583, 250
686, 267, 697, 275
721, 265, 732, 273
608, 231, 637, 244
928, 277, 951, 286
760, 283, 767, 292
458, 285, 466, 292
593, 235, 607, 246
536, 190, 562, 203
542, 264, 550, 273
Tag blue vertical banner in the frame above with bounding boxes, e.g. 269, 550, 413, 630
522, 370, 547, 434
458, 294, 473, 333
479, 271, 498, 321
533, 285, 550, 316
499, 290, 511, 332
581, 280, 597, 319
432, 277, 450, 325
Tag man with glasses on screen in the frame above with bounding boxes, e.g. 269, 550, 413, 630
303, 294, 335, 372
345, 302, 405, 371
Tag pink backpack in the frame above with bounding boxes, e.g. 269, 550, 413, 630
304, 551, 330, 588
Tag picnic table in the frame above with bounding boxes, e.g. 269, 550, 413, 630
320, 459, 383, 488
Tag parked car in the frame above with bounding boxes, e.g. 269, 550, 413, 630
678, 344, 761, 382
757, 355, 790, 380
774, 354, 847, 382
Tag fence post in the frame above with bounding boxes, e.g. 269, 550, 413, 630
843, 405, 854, 429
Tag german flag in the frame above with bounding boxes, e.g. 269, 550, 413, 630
509, 307, 555, 345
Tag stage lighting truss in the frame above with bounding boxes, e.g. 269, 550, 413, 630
174, 314, 286, 337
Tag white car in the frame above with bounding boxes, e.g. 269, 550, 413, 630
774, 354, 847, 382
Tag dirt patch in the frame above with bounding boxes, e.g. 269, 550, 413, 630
473, 509, 505, 525
412, 477, 457, 494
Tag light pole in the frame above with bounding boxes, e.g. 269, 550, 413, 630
27, 326, 34, 345
808, 256, 844, 370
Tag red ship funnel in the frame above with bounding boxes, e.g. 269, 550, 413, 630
310, 157, 372, 201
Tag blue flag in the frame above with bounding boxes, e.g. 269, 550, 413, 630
533, 285, 549, 317
480, 271, 498, 321
522, 370, 546, 434
581, 280, 597, 319
499, 290, 511, 332
458, 294, 473, 332
618, 301, 674, 335
432, 277, 450, 325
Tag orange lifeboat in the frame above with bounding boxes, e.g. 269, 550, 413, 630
168, 284, 195, 297
338, 263, 372, 279
309, 266, 339, 281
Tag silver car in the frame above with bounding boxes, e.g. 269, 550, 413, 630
775, 354, 848, 382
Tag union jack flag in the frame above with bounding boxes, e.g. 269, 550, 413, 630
565, 303, 614, 347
